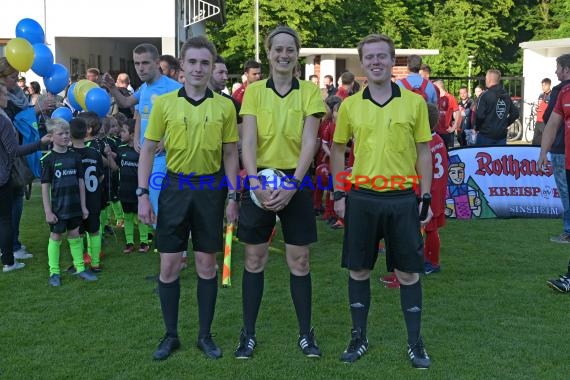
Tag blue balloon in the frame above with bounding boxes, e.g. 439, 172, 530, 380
43, 64, 69, 94
85, 87, 111, 117
15, 18, 45, 45
67, 82, 82, 111
51, 107, 73, 122
31, 43, 54, 77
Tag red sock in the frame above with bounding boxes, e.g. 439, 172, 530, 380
424, 229, 440, 266
313, 187, 324, 210
323, 193, 334, 219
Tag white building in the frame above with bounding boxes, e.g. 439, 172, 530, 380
519, 37, 570, 137
0, 0, 224, 89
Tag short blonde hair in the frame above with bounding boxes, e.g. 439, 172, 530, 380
46, 118, 70, 133
357, 34, 395, 61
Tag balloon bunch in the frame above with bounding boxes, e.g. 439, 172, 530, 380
8, 18, 69, 94
68, 79, 111, 117
7, 18, 111, 118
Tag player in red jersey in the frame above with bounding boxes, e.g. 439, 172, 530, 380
423, 103, 449, 274
319, 96, 342, 224
312, 97, 337, 215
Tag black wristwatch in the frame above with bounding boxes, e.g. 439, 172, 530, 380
333, 191, 347, 201
228, 192, 242, 202
136, 187, 149, 197
283, 176, 301, 189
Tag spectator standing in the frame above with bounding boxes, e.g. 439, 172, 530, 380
457, 86, 474, 146
537, 53, 570, 292
336, 72, 356, 100
433, 80, 460, 149
113, 73, 135, 118
533, 78, 552, 146
323, 74, 337, 98
159, 55, 181, 80
232, 60, 262, 104
474, 69, 519, 146
309, 74, 319, 86
542, 56, 570, 244
0, 64, 51, 272
397, 57, 438, 104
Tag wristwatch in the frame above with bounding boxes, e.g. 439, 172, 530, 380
333, 191, 347, 201
136, 187, 149, 197
228, 192, 242, 202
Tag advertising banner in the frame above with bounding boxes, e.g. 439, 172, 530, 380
445, 145, 562, 219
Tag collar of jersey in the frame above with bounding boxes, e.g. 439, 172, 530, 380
266, 77, 300, 98
362, 82, 401, 107
178, 87, 214, 106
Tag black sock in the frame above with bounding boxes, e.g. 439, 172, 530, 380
400, 280, 423, 345
242, 269, 264, 336
348, 276, 370, 337
158, 278, 180, 338
290, 273, 312, 335
197, 275, 218, 338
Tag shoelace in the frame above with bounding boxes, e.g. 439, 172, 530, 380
410, 340, 427, 358
347, 335, 363, 352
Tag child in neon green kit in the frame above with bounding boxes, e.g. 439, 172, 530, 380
40, 118, 98, 286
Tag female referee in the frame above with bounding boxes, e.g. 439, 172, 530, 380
234, 25, 326, 359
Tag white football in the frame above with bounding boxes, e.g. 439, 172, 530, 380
250, 168, 286, 209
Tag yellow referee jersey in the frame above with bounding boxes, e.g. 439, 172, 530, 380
145, 88, 238, 175
334, 83, 432, 191
240, 78, 325, 169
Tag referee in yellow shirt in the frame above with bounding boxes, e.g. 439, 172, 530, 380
138, 36, 240, 361
234, 26, 326, 359
331, 34, 434, 368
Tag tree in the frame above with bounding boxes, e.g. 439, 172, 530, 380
524, 0, 570, 40
423, 0, 512, 76
207, 0, 342, 73
206, 0, 554, 79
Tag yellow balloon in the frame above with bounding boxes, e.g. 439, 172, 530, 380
6, 38, 35, 72
74, 79, 98, 110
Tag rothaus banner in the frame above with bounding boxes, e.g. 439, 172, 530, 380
445, 145, 562, 219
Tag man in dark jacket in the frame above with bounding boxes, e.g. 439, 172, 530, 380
474, 69, 519, 145
543, 55, 570, 244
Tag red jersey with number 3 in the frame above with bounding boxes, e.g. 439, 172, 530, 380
553, 84, 570, 169
429, 133, 449, 216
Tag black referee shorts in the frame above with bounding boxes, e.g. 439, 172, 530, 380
156, 172, 226, 254
237, 187, 317, 246
342, 188, 424, 273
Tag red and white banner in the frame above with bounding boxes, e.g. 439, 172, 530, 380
445, 145, 562, 219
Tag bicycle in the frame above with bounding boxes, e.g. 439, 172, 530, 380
523, 101, 537, 143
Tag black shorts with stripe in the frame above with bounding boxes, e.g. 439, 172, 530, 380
342, 188, 424, 273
